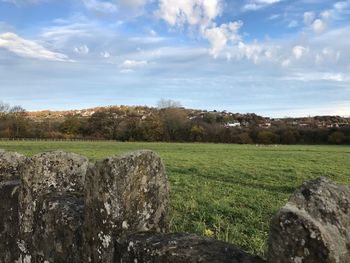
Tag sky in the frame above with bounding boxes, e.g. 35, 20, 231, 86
0, 0, 349, 117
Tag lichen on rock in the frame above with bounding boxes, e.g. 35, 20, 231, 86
268, 177, 350, 263
0, 150, 26, 263
117, 232, 265, 263
18, 151, 88, 262
84, 150, 169, 262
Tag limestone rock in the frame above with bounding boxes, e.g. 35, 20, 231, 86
268, 177, 350, 263
0, 150, 26, 181
0, 151, 26, 263
18, 151, 88, 262
84, 150, 169, 262
117, 232, 265, 263
30, 193, 84, 262
0, 180, 21, 263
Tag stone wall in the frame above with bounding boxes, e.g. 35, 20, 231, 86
0, 149, 349, 263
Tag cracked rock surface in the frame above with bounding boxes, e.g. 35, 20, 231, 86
0, 150, 26, 263
84, 150, 169, 262
117, 232, 265, 263
18, 151, 88, 262
268, 177, 350, 263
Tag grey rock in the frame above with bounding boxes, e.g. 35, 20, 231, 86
29, 193, 84, 262
18, 151, 88, 262
0, 180, 21, 263
84, 150, 169, 262
0, 150, 26, 181
268, 177, 350, 263
117, 232, 265, 263
0, 151, 26, 263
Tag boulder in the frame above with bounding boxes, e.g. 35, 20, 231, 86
117, 232, 265, 263
268, 177, 350, 263
0, 150, 26, 181
84, 150, 169, 262
0, 151, 26, 263
18, 151, 88, 262
29, 193, 84, 263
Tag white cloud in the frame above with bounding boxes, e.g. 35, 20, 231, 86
74, 45, 89, 55
303, 11, 315, 25
204, 21, 243, 57
284, 72, 349, 82
322, 47, 341, 60
322, 73, 348, 82
157, 0, 244, 57
281, 58, 290, 67
101, 51, 111, 58
268, 14, 281, 20
119, 0, 149, 9
315, 47, 341, 64
288, 20, 298, 28
0, 32, 71, 61
237, 41, 264, 64
321, 10, 331, 20
1, 0, 47, 6
82, 0, 118, 13
157, 0, 222, 28
242, 0, 282, 12
293, 45, 308, 59
312, 19, 326, 33
120, 59, 148, 72
334, 1, 350, 12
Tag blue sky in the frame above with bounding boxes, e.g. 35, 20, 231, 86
0, 0, 349, 117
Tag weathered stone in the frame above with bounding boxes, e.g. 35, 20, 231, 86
268, 177, 350, 263
0, 150, 26, 181
117, 232, 265, 263
84, 150, 169, 262
0, 180, 21, 263
0, 150, 26, 263
18, 151, 88, 262
29, 193, 84, 263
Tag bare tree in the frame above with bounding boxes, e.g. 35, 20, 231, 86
0, 101, 10, 114
157, 99, 182, 109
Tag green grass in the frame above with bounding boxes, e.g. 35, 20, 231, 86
1, 141, 349, 257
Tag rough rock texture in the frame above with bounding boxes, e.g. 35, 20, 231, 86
18, 151, 88, 262
268, 177, 350, 263
0, 150, 26, 263
84, 150, 169, 262
0, 150, 26, 181
29, 193, 84, 262
117, 232, 265, 263
0, 180, 21, 263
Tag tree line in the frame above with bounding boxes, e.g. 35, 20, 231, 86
0, 101, 349, 145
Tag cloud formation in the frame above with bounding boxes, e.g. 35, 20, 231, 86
74, 45, 89, 55
120, 59, 148, 72
157, 0, 222, 28
293, 45, 308, 60
204, 21, 243, 57
0, 32, 71, 61
82, 0, 118, 13
242, 0, 282, 11
158, 0, 244, 57
1, 0, 46, 5
118, 0, 149, 9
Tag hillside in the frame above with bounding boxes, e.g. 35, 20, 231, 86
26, 105, 350, 129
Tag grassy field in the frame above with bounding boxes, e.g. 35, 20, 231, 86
1, 140, 349, 257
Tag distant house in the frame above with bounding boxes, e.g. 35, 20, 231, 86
241, 121, 250, 127
225, 121, 241, 128
259, 122, 271, 128
338, 123, 350, 128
